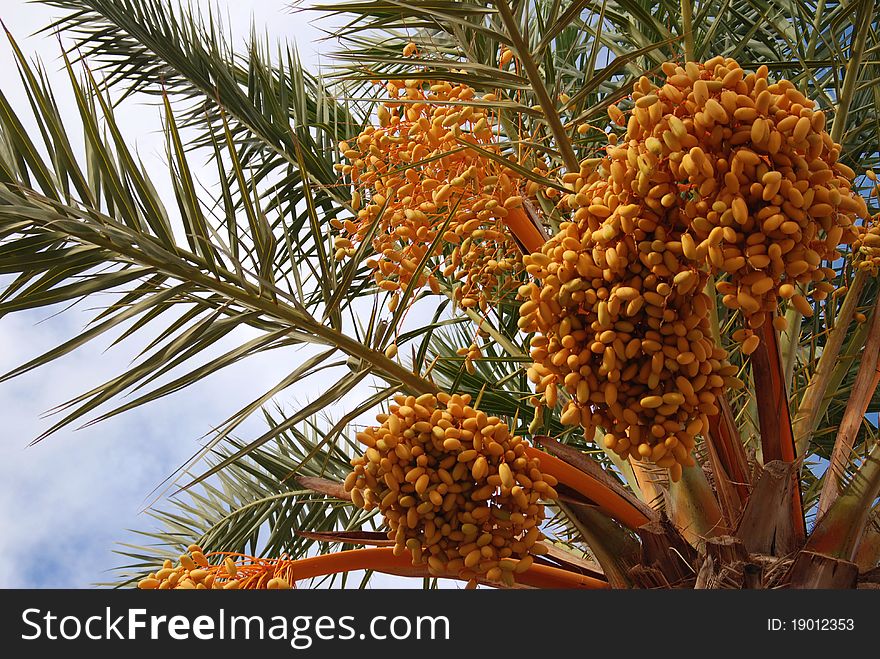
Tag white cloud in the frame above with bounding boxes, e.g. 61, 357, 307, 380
0, 303, 314, 587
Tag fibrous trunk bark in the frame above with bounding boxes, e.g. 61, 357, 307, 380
787, 551, 859, 589
735, 460, 799, 556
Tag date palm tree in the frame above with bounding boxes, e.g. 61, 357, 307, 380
0, 0, 878, 589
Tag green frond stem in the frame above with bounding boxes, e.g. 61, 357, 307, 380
779, 306, 802, 395
667, 464, 728, 543
603, 446, 643, 501
680, 0, 696, 61
4, 189, 437, 398
793, 269, 868, 456
829, 0, 873, 143
454, 296, 526, 360
806, 0, 829, 58
627, 458, 666, 511
492, 0, 579, 173
816, 290, 880, 517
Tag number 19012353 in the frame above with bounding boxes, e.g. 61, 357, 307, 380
768, 618, 854, 631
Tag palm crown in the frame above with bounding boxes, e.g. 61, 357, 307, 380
0, 0, 878, 589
